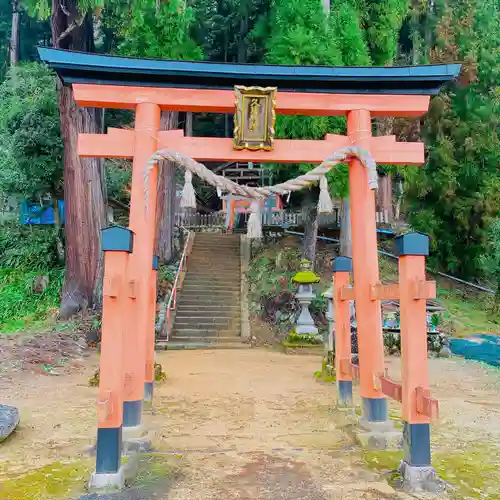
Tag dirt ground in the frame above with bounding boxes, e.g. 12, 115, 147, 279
1, 348, 500, 499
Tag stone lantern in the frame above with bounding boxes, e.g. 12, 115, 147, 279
292, 260, 320, 335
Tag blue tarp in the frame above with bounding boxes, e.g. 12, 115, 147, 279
450, 335, 500, 367
20, 201, 65, 225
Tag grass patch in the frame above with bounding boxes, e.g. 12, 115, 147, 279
131, 453, 182, 488
379, 255, 497, 337
363, 450, 403, 472
314, 371, 336, 383
438, 287, 498, 337
0, 460, 91, 500
362, 445, 500, 499
434, 446, 500, 499
0, 268, 63, 334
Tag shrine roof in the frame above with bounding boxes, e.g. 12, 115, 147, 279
38, 48, 460, 95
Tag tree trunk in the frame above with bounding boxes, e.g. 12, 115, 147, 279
52, 0, 107, 318
302, 189, 319, 264
340, 198, 352, 257
155, 111, 179, 262
237, 12, 248, 63
10, 0, 20, 65
323, 0, 331, 14
378, 173, 394, 221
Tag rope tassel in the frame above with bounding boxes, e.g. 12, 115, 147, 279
317, 175, 333, 214
247, 200, 263, 239
180, 170, 196, 209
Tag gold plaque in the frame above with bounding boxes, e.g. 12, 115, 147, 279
233, 86, 276, 151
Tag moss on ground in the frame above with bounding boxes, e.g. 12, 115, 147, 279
0, 460, 91, 500
363, 450, 403, 472
314, 370, 336, 383
433, 446, 500, 499
132, 453, 182, 487
362, 445, 500, 499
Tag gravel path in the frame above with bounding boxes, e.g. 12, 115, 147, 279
1, 349, 500, 499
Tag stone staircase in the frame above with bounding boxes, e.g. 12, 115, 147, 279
169, 233, 246, 349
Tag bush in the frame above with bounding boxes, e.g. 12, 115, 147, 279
0, 63, 62, 199
479, 219, 500, 295
0, 223, 61, 271
0, 268, 63, 332
0, 223, 63, 332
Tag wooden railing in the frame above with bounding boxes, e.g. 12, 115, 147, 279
174, 208, 391, 231
175, 211, 226, 229
163, 230, 194, 340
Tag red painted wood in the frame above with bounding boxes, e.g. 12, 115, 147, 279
79, 130, 424, 165
73, 84, 431, 117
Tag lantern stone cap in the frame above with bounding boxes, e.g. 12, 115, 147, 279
322, 286, 333, 299
292, 260, 321, 284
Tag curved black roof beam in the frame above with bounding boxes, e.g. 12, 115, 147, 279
38, 47, 460, 96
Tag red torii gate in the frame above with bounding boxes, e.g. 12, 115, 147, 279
39, 48, 459, 491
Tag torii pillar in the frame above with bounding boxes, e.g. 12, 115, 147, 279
348, 110, 388, 426
122, 103, 160, 433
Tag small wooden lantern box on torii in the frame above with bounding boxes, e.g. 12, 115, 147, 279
39, 47, 459, 491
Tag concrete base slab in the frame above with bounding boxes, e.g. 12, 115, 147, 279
88, 466, 125, 490
355, 423, 402, 450
122, 433, 153, 455
398, 460, 445, 493
359, 418, 396, 433
122, 424, 147, 441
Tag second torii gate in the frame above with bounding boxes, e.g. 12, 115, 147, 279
39, 47, 459, 490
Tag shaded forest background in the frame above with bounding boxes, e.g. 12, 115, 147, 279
0, 0, 498, 326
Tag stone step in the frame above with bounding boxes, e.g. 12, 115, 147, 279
181, 284, 240, 292
173, 326, 240, 334
174, 320, 237, 329
178, 291, 241, 300
187, 264, 240, 268
192, 242, 240, 247
176, 303, 239, 310
175, 320, 238, 327
190, 249, 240, 254
176, 305, 240, 314
177, 292, 240, 306
186, 270, 240, 275
172, 332, 241, 340
189, 259, 239, 263
160, 340, 249, 350
193, 238, 240, 243
182, 278, 241, 285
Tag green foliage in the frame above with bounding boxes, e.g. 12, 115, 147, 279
193, 0, 269, 63
0, 3, 49, 78
479, 220, 500, 294
24, 0, 103, 19
330, 0, 371, 65
0, 223, 62, 271
112, 1, 202, 60
105, 160, 131, 202
0, 63, 62, 199
405, 0, 500, 279
0, 267, 63, 333
364, 0, 409, 65
286, 331, 322, 345
266, 0, 342, 66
